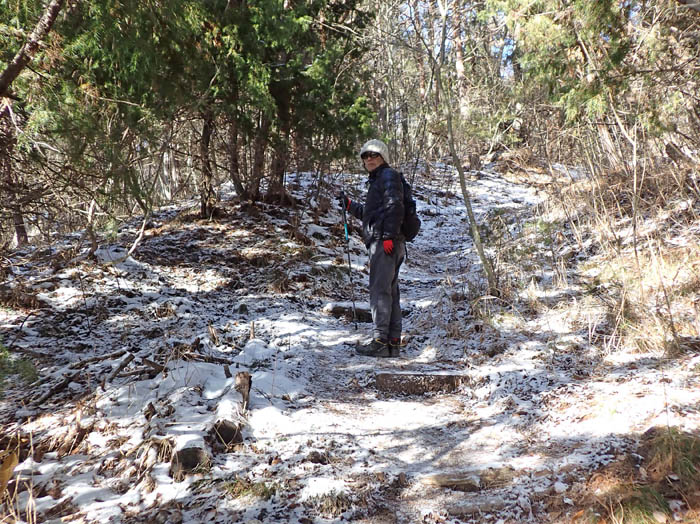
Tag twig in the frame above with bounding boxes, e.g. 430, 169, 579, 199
7, 345, 44, 359
33, 371, 79, 405
68, 349, 127, 369
7, 310, 40, 346
118, 368, 157, 378
181, 352, 232, 365
141, 357, 165, 373
102, 214, 151, 266
104, 353, 135, 385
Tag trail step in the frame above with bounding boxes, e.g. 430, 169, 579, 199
322, 302, 412, 322
375, 372, 469, 395
422, 473, 480, 492
323, 302, 372, 322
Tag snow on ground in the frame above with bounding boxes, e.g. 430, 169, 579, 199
1, 164, 699, 523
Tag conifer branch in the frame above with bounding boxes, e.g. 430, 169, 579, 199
0, 0, 66, 97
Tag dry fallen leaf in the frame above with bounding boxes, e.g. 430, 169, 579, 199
0, 452, 19, 496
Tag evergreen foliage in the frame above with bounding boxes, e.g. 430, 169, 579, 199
0, 0, 374, 241
1, 0, 699, 247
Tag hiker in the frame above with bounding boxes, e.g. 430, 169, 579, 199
337, 139, 405, 357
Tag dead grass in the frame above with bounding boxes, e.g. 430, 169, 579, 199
537, 163, 700, 358
579, 244, 700, 355
564, 426, 700, 524
305, 490, 353, 518
222, 476, 277, 500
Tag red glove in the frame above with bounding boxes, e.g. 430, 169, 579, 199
383, 239, 394, 255
337, 193, 351, 211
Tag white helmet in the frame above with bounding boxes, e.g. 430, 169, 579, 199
359, 139, 390, 164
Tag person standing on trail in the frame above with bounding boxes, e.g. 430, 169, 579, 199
337, 139, 405, 357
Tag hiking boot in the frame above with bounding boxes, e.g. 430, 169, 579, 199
356, 338, 391, 357
388, 337, 403, 357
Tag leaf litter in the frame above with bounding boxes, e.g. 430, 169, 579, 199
0, 164, 699, 523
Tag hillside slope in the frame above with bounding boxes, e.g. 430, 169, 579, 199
1, 165, 699, 523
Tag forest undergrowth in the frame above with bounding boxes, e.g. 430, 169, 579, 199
0, 158, 698, 524
492, 152, 700, 524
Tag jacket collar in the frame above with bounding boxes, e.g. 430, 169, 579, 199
368, 162, 389, 179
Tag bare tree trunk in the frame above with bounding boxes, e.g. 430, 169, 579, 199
412, 3, 428, 101
269, 78, 291, 201
270, 135, 288, 200
199, 111, 216, 217
227, 119, 246, 198
0, 0, 66, 96
1, 107, 28, 246
426, 0, 439, 113
249, 114, 271, 202
292, 129, 312, 172
434, 0, 497, 294
454, 8, 468, 117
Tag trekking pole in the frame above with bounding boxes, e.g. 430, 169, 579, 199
340, 194, 358, 330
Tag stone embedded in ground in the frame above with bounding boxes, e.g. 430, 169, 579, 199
169, 447, 210, 481
375, 372, 469, 395
305, 450, 329, 464
209, 420, 243, 447
479, 466, 517, 488
652, 510, 668, 523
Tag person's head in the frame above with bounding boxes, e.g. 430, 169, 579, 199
359, 139, 390, 171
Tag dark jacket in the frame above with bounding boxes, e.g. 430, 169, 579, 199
348, 164, 404, 247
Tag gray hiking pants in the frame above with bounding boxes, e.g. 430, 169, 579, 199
368, 239, 405, 341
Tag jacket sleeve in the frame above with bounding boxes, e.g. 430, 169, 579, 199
380, 169, 404, 239
348, 199, 363, 220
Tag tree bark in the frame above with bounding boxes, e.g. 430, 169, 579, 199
226, 119, 246, 199
199, 111, 216, 217
0, 0, 66, 97
249, 114, 271, 202
433, 0, 498, 295
269, 78, 291, 201
454, 8, 468, 118
1, 108, 28, 246
292, 128, 312, 172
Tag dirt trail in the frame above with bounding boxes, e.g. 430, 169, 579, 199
2, 168, 699, 523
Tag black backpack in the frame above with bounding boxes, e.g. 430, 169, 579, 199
400, 174, 421, 242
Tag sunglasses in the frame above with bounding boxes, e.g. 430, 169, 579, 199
361, 151, 380, 160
